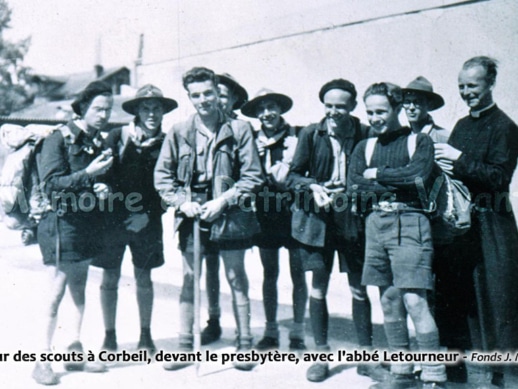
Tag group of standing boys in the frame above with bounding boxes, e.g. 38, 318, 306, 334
32, 56, 518, 389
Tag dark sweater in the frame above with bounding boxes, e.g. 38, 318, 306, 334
347, 127, 435, 210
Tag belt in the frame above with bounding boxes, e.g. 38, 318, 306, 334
372, 201, 423, 213
191, 185, 211, 193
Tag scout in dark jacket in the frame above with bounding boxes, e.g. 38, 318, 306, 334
348, 82, 446, 389
91, 85, 178, 354
154, 67, 263, 371
241, 88, 307, 351
434, 56, 518, 387
287, 79, 388, 383
33, 81, 114, 385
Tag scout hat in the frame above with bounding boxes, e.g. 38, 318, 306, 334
402, 76, 445, 111
217, 73, 248, 110
122, 84, 178, 115
240, 88, 293, 118
71, 80, 113, 116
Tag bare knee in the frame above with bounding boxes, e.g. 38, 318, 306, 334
101, 268, 121, 290
380, 287, 404, 320
134, 267, 152, 289
402, 290, 429, 320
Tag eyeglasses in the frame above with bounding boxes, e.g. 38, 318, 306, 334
403, 100, 424, 108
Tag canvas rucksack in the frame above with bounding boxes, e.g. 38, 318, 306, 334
364, 133, 471, 243
0, 124, 57, 230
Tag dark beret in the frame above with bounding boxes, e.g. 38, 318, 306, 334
71, 81, 113, 116
319, 79, 357, 103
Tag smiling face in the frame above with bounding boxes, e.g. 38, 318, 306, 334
137, 99, 164, 131
458, 65, 494, 111
83, 94, 113, 131
255, 99, 282, 131
365, 94, 400, 135
186, 80, 219, 118
218, 83, 238, 115
323, 89, 356, 130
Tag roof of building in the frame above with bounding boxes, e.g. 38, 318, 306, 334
2, 95, 134, 128
32, 66, 130, 100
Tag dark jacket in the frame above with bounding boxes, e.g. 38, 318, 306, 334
154, 112, 264, 233
37, 121, 109, 263
105, 124, 165, 222
287, 116, 367, 247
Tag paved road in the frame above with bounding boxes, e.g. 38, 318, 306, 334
0, 206, 500, 388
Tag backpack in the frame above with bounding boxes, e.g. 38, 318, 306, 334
364, 133, 471, 243
0, 124, 56, 230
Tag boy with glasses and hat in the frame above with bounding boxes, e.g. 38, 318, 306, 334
240, 88, 307, 351
200, 73, 249, 345
402, 76, 450, 143
92, 84, 178, 353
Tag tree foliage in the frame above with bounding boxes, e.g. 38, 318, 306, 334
0, 0, 32, 115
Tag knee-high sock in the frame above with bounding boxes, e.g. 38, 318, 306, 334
309, 297, 328, 348
352, 298, 373, 348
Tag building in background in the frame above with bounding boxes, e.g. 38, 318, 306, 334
0, 65, 132, 128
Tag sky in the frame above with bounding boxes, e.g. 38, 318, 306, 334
5, 0, 178, 75
4, 0, 346, 76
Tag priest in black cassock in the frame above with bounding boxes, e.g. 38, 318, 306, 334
434, 56, 518, 387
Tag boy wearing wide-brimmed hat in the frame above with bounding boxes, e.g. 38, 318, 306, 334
241, 88, 307, 352
91, 84, 177, 354
402, 76, 450, 143
217, 73, 248, 118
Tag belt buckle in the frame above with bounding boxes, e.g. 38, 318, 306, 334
378, 201, 396, 212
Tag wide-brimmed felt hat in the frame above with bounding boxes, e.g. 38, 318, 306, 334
122, 84, 178, 115
217, 73, 248, 110
71, 80, 113, 116
240, 88, 293, 118
402, 76, 444, 111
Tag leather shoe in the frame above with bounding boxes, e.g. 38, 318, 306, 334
137, 331, 156, 354
255, 336, 279, 351
289, 338, 306, 351
201, 319, 222, 345
369, 373, 417, 389
233, 346, 257, 371
306, 362, 329, 382
358, 363, 391, 382
32, 362, 59, 386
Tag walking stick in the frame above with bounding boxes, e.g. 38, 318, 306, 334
193, 217, 201, 375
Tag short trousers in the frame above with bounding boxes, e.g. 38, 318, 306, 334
91, 216, 164, 270
297, 231, 365, 274
362, 210, 434, 290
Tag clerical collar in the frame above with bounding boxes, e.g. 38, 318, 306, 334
470, 103, 496, 119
